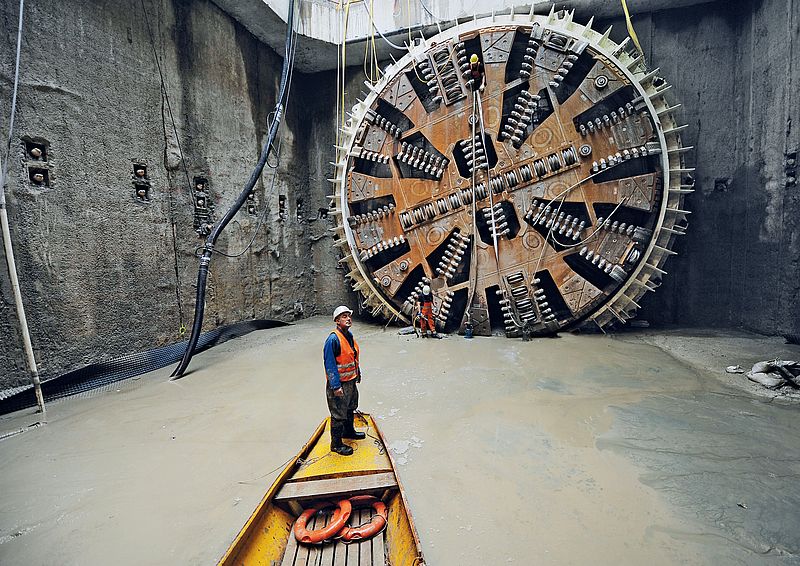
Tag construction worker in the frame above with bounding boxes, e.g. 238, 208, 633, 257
468, 53, 486, 92
416, 285, 437, 338
323, 305, 366, 456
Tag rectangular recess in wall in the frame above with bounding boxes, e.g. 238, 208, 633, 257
278, 194, 286, 221
24, 140, 47, 161
28, 166, 49, 187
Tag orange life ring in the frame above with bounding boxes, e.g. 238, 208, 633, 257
293, 499, 352, 544
339, 495, 388, 542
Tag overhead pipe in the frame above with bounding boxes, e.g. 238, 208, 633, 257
172, 0, 297, 379
0, 0, 46, 415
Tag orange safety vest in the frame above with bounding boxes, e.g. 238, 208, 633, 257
328, 328, 360, 383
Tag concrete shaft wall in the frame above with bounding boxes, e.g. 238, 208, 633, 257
1, 0, 797, 389
615, 0, 799, 334
0, 0, 349, 388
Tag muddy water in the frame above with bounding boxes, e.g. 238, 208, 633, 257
1, 317, 798, 565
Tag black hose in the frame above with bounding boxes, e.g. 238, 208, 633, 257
172, 0, 297, 379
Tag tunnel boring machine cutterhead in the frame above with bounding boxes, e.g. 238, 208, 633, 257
331, 10, 691, 337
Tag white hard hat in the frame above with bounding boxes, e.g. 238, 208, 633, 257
333, 305, 353, 321
422, 285, 431, 295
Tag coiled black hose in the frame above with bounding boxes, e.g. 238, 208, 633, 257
172, 0, 297, 379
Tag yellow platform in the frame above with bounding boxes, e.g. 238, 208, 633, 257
218, 414, 425, 566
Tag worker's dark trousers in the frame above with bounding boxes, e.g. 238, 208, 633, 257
326, 379, 359, 444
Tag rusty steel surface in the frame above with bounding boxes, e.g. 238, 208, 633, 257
331, 10, 691, 337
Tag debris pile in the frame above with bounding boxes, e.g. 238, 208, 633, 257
740, 360, 800, 389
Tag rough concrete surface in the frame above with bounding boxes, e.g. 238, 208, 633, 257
601, 0, 800, 337
624, 327, 800, 400
1, 318, 799, 565
0, 0, 346, 389
1, 0, 799, 415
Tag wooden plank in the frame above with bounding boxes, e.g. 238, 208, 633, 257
283, 506, 387, 566
292, 511, 327, 566
315, 512, 334, 566
358, 507, 387, 566
316, 537, 333, 566
372, 524, 386, 566
332, 538, 349, 566
306, 542, 322, 566
275, 472, 397, 502
295, 513, 318, 566
281, 525, 301, 566
358, 509, 374, 565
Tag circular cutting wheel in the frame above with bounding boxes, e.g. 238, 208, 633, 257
331, 10, 691, 337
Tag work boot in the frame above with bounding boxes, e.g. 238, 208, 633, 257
331, 443, 353, 456
342, 411, 366, 440
330, 422, 353, 456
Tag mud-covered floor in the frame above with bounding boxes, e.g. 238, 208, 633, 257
1, 318, 799, 565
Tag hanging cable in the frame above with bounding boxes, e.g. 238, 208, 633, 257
1, 1, 23, 184
465, 91, 480, 312
404, 0, 429, 84
475, 93, 499, 263
335, 2, 342, 158
371, 0, 382, 81
0, 0, 46, 416
140, 0, 196, 205
549, 195, 631, 249
140, 0, 197, 334
213, 19, 299, 259
371, 16, 405, 50
417, 0, 481, 23
335, 0, 353, 164
417, 0, 448, 22
475, 92, 530, 331
530, 164, 630, 279
172, 0, 298, 379
363, 0, 382, 84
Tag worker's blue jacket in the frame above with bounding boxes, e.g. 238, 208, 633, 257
323, 329, 360, 389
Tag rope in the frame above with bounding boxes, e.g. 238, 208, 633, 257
548, 195, 631, 249
354, 410, 385, 454
236, 453, 296, 484
363, 0, 382, 85
407, 0, 427, 83
620, 0, 645, 57
530, 164, 632, 281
